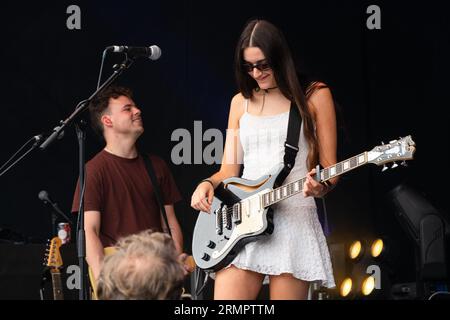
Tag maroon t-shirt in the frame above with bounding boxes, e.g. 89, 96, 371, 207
71, 150, 182, 247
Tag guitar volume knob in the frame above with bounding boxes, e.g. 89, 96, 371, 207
201, 253, 210, 261
206, 240, 216, 249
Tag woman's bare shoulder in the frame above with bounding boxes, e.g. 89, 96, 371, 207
229, 92, 246, 120
306, 82, 334, 116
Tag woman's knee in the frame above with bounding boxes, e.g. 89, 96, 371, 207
269, 273, 310, 300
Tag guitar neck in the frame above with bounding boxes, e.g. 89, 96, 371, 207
263, 152, 368, 207
51, 271, 64, 300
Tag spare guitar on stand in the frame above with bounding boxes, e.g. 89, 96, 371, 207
41, 237, 64, 300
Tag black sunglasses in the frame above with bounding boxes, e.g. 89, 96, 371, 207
242, 61, 271, 73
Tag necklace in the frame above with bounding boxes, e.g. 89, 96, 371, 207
255, 86, 278, 93
255, 86, 278, 113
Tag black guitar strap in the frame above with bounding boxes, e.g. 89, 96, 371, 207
142, 153, 172, 238
278, 102, 302, 184
281, 103, 331, 237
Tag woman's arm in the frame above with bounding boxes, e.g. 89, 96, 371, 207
303, 84, 339, 197
191, 93, 245, 212
205, 93, 245, 187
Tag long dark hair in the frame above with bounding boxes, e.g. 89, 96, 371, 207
234, 19, 319, 170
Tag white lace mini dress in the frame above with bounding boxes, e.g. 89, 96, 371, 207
227, 99, 335, 288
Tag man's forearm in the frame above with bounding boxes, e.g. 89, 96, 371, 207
162, 205, 184, 254
170, 223, 184, 255
85, 230, 105, 281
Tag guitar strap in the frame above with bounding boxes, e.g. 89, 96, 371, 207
142, 154, 199, 299
281, 103, 330, 236
142, 154, 172, 238
278, 102, 302, 184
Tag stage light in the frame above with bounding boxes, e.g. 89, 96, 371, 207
389, 183, 449, 281
371, 238, 384, 258
349, 240, 364, 260
340, 278, 353, 297
361, 276, 376, 296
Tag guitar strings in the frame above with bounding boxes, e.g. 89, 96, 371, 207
219, 145, 407, 215
220, 177, 307, 215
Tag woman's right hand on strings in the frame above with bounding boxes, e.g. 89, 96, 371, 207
191, 181, 214, 213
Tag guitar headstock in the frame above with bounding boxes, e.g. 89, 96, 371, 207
367, 135, 416, 169
44, 237, 63, 270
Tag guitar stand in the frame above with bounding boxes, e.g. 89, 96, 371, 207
191, 268, 210, 300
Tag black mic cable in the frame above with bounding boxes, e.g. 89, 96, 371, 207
0, 134, 43, 177
97, 48, 109, 89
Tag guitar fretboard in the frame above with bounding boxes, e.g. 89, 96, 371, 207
262, 152, 367, 207
51, 271, 64, 300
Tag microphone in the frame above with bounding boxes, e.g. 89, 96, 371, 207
105, 45, 162, 60
38, 190, 72, 223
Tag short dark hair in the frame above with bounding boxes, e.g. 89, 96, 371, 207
88, 86, 134, 138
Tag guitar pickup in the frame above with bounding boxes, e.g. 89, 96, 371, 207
215, 207, 223, 235
232, 203, 241, 224
222, 205, 232, 230
226, 207, 233, 230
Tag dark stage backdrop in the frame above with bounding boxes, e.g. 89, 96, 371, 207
0, 0, 449, 297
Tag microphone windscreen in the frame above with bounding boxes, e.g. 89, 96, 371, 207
149, 45, 162, 61
38, 190, 49, 202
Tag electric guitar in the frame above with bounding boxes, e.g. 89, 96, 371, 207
88, 246, 117, 300
44, 237, 64, 300
192, 135, 416, 271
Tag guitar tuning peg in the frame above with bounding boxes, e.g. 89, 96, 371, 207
382, 165, 389, 172
391, 162, 398, 169
401, 161, 408, 167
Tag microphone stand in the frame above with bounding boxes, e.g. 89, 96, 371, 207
41, 196, 73, 236
51, 210, 57, 239
39, 55, 136, 300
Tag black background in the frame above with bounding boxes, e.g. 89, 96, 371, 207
0, 0, 449, 299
